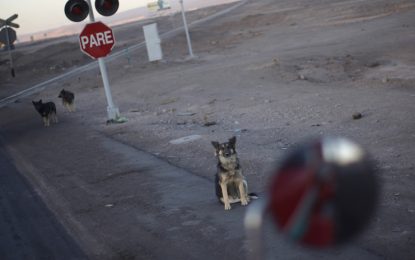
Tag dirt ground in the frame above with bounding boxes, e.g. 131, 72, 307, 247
1, 0, 415, 258
0, 1, 238, 99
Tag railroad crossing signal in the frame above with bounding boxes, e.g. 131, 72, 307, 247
147, 0, 171, 11
65, 0, 90, 22
0, 14, 19, 78
65, 0, 119, 22
0, 13, 19, 47
95, 0, 119, 16
0, 14, 19, 28
65, 0, 122, 121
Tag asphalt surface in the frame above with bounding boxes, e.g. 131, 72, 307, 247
0, 146, 86, 259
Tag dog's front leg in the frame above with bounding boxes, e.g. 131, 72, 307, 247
43, 117, 49, 127
220, 183, 231, 210
67, 103, 73, 112
238, 181, 248, 206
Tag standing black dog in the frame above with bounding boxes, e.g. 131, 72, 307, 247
32, 100, 58, 127
58, 89, 75, 112
212, 136, 257, 210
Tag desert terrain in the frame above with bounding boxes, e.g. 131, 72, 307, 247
0, 0, 414, 259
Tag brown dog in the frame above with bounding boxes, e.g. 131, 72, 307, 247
212, 136, 256, 210
32, 100, 58, 127
58, 89, 75, 112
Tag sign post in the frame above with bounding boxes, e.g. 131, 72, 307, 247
0, 14, 19, 77
81, 0, 120, 121
179, 0, 194, 58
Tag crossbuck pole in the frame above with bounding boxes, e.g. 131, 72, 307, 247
4, 25, 15, 77
86, 0, 120, 120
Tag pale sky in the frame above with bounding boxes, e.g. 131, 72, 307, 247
0, 0, 150, 35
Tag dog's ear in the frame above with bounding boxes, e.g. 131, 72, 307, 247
39, 99, 42, 103
211, 141, 220, 157
211, 141, 220, 150
229, 136, 236, 148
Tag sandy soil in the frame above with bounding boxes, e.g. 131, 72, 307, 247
1, 0, 415, 258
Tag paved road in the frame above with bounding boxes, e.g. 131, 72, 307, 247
0, 146, 86, 260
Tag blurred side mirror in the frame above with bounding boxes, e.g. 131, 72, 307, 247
245, 137, 379, 258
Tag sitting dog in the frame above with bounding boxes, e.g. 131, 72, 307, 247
32, 99, 58, 127
212, 136, 257, 210
58, 89, 75, 112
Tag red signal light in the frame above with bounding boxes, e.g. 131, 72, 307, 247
95, 0, 119, 16
65, 0, 89, 22
72, 6, 82, 15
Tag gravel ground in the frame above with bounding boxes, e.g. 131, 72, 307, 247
1, 0, 415, 258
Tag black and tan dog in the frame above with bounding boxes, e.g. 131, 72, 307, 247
32, 100, 58, 127
212, 136, 257, 210
58, 89, 75, 112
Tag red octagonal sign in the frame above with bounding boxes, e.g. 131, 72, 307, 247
79, 21, 115, 59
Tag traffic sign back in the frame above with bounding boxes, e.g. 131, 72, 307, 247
0, 27, 17, 45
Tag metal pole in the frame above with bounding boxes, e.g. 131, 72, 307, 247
98, 58, 118, 117
245, 200, 267, 260
86, 0, 119, 120
179, 0, 194, 58
4, 26, 15, 77
86, 0, 95, 21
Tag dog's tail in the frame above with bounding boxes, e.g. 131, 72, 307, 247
248, 192, 259, 200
